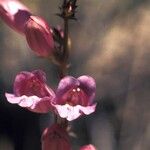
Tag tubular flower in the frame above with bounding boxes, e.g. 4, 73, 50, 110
24, 15, 54, 57
5, 70, 96, 121
5, 70, 55, 113
53, 76, 96, 121
0, 0, 31, 33
41, 124, 71, 150
80, 144, 97, 150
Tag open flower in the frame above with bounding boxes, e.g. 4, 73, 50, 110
53, 76, 96, 121
0, 0, 31, 33
80, 144, 96, 150
5, 70, 55, 113
42, 124, 71, 150
5, 70, 96, 121
24, 15, 54, 57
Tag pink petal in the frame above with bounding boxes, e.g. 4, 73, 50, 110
13, 70, 55, 98
54, 103, 96, 121
5, 93, 54, 113
0, 0, 31, 33
78, 75, 96, 104
80, 144, 97, 150
56, 76, 79, 103
32, 70, 47, 82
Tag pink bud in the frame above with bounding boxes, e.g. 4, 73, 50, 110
80, 144, 97, 150
42, 124, 71, 150
0, 0, 31, 33
25, 15, 54, 57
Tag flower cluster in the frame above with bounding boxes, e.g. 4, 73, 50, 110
0, 0, 97, 150
5, 70, 96, 121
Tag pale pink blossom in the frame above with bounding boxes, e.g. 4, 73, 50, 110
42, 124, 71, 150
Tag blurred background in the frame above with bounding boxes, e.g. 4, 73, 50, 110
0, 0, 150, 150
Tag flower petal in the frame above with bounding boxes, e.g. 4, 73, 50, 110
5, 93, 54, 113
78, 75, 96, 104
80, 144, 97, 150
54, 103, 96, 121
0, 0, 31, 33
13, 70, 54, 98
56, 76, 80, 102
32, 70, 47, 82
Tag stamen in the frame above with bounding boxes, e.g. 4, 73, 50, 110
77, 88, 80, 92
72, 89, 76, 92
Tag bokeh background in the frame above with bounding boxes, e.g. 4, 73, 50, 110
0, 0, 150, 150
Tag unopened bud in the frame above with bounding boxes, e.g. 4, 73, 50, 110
25, 15, 54, 57
42, 124, 71, 150
0, 0, 31, 33
80, 144, 97, 150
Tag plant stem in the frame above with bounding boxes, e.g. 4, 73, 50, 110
56, 18, 70, 126
63, 18, 69, 61
59, 18, 69, 78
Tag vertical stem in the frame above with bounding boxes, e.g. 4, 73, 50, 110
59, 18, 69, 78
63, 18, 69, 61
56, 18, 69, 126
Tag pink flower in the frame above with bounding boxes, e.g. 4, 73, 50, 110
53, 76, 96, 121
0, 0, 31, 33
80, 144, 97, 150
41, 124, 71, 150
5, 70, 55, 113
5, 70, 96, 121
24, 15, 54, 57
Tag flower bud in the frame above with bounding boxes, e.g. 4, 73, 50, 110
80, 144, 97, 150
25, 15, 54, 57
0, 0, 31, 33
42, 124, 71, 150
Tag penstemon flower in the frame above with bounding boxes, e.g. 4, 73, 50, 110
5, 70, 55, 113
3, 1, 97, 149
42, 124, 71, 150
24, 15, 54, 57
80, 144, 97, 150
53, 76, 96, 121
0, 0, 31, 33
5, 70, 96, 121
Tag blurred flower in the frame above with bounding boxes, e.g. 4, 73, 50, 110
5, 70, 55, 113
41, 124, 71, 150
5, 70, 96, 121
54, 76, 96, 121
24, 15, 54, 57
0, 0, 31, 33
80, 144, 96, 150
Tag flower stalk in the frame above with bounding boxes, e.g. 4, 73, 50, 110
58, 17, 69, 79
2, 0, 98, 149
